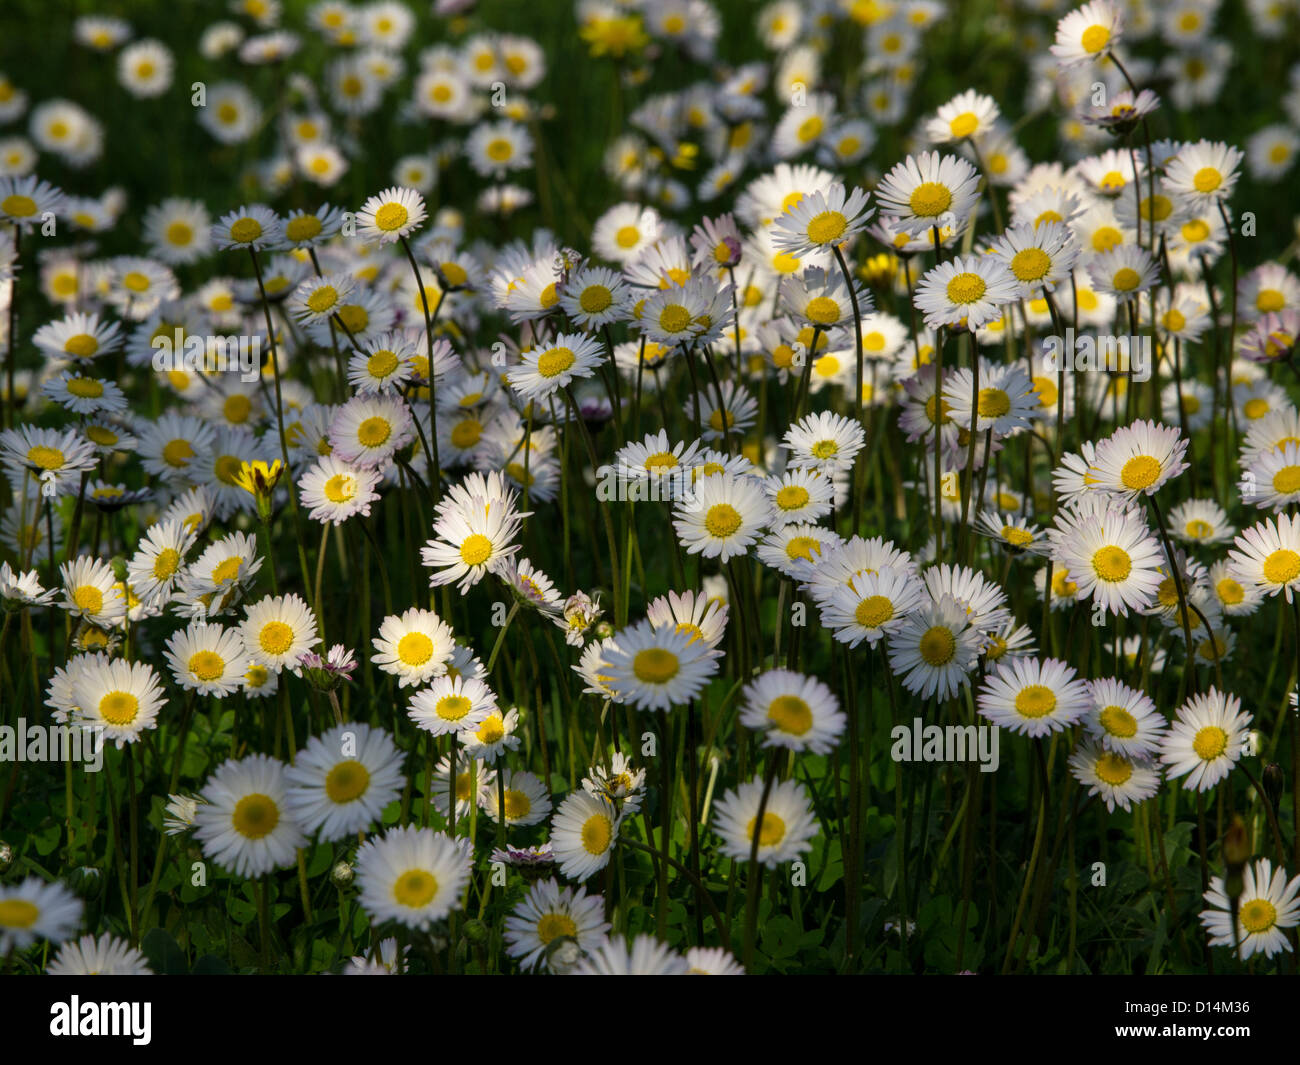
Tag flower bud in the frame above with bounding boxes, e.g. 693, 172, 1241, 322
330, 860, 354, 889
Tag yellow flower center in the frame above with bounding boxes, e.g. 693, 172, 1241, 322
536, 912, 578, 943
658, 304, 691, 333
455, 533, 493, 567
747, 811, 786, 847
855, 594, 894, 628
580, 285, 613, 313
1, 194, 37, 217
767, 694, 814, 734
1240, 898, 1278, 934
0, 899, 39, 928
806, 210, 848, 244
229, 218, 262, 243
1192, 167, 1221, 193
582, 813, 612, 854
27, 445, 65, 470
374, 202, 409, 232
73, 585, 104, 614
1092, 544, 1132, 582
633, 647, 680, 684
948, 111, 978, 138
1014, 685, 1057, 718
704, 503, 742, 538
259, 621, 295, 656
776, 485, 810, 510
946, 272, 987, 304
1216, 577, 1244, 605
99, 691, 139, 725
1263, 549, 1300, 585
162, 438, 195, 467
66, 377, 105, 403
324, 474, 356, 504
188, 650, 225, 682
325, 760, 371, 803
393, 869, 437, 908
615, 225, 641, 249
1120, 455, 1161, 489
1094, 751, 1132, 785
1112, 267, 1141, 292
356, 417, 391, 448
232, 793, 279, 839
1273, 466, 1300, 494
1081, 24, 1110, 52
1010, 247, 1050, 283
1100, 705, 1138, 737
536, 346, 575, 378
919, 625, 956, 665
397, 631, 434, 666
1192, 725, 1227, 760
909, 182, 952, 217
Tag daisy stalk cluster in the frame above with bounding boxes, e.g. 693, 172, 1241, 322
0, 0, 1298, 979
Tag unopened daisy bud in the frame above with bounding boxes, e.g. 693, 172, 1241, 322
462, 918, 489, 943
594, 620, 614, 639
110, 555, 129, 583
1262, 762, 1285, 808
0, 840, 12, 872
330, 860, 354, 889
1222, 815, 1251, 900
69, 865, 104, 901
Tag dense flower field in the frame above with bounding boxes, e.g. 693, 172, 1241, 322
0, 0, 1298, 977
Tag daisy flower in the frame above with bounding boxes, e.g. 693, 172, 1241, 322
510, 333, 604, 402
355, 826, 469, 928
685, 946, 746, 975
164, 619, 250, 697
782, 410, 866, 473
1163, 140, 1244, 206
1083, 677, 1166, 758
299, 455, 382, 526
1050, 0, 1123, 67
1053, 502, 1164, 616
329, 394, 414, 468
0, 424, 98, 496
673, 471, 770, 562
481, 769, 552, 827
943, 362, 1039, 437
771, 182, 873, 259
285, 723, 405, 841
1159, 687, 1252, 792
712, 776, 818, 868
356, 186, 426, 244
1227, 513, 1300, 602
914, 254, 1019, 330
1089, 419, 1189, 497
60, 555, 127, 628
600, 619, 719, 711
989, 221, 1079, 296
504, 878, 610, 973
646, 588, 728, 651
592, 203, 663, 263
194, 754, 306, 878
0, 878, 82, 955
764, 466, 835, 527
421, 489, 526, 594
583, 752, 648, 815
48, 933, 151, 976
1200, 858, 1300, 960
978, 656, 1091, 737
739, 669, 845, 754
291, 272, 355, 323
550, 790, 620, 882
1067, 739, 1161, 812
1088, 245, 1160, 298
32, 311, 123, 363
873, 151, 981, 238
570, 934, 689, 976
0, 176, 66, 228
559, 264, 630, 328
408, 674, 496, 737
212, 204, 284, 252
888, 594, 984, 702
0, 561, 55, 608
1244, 442, 1300, 511
927, 90, 1000, 144
818, 566, 926, 648
239, 593, 320, 674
